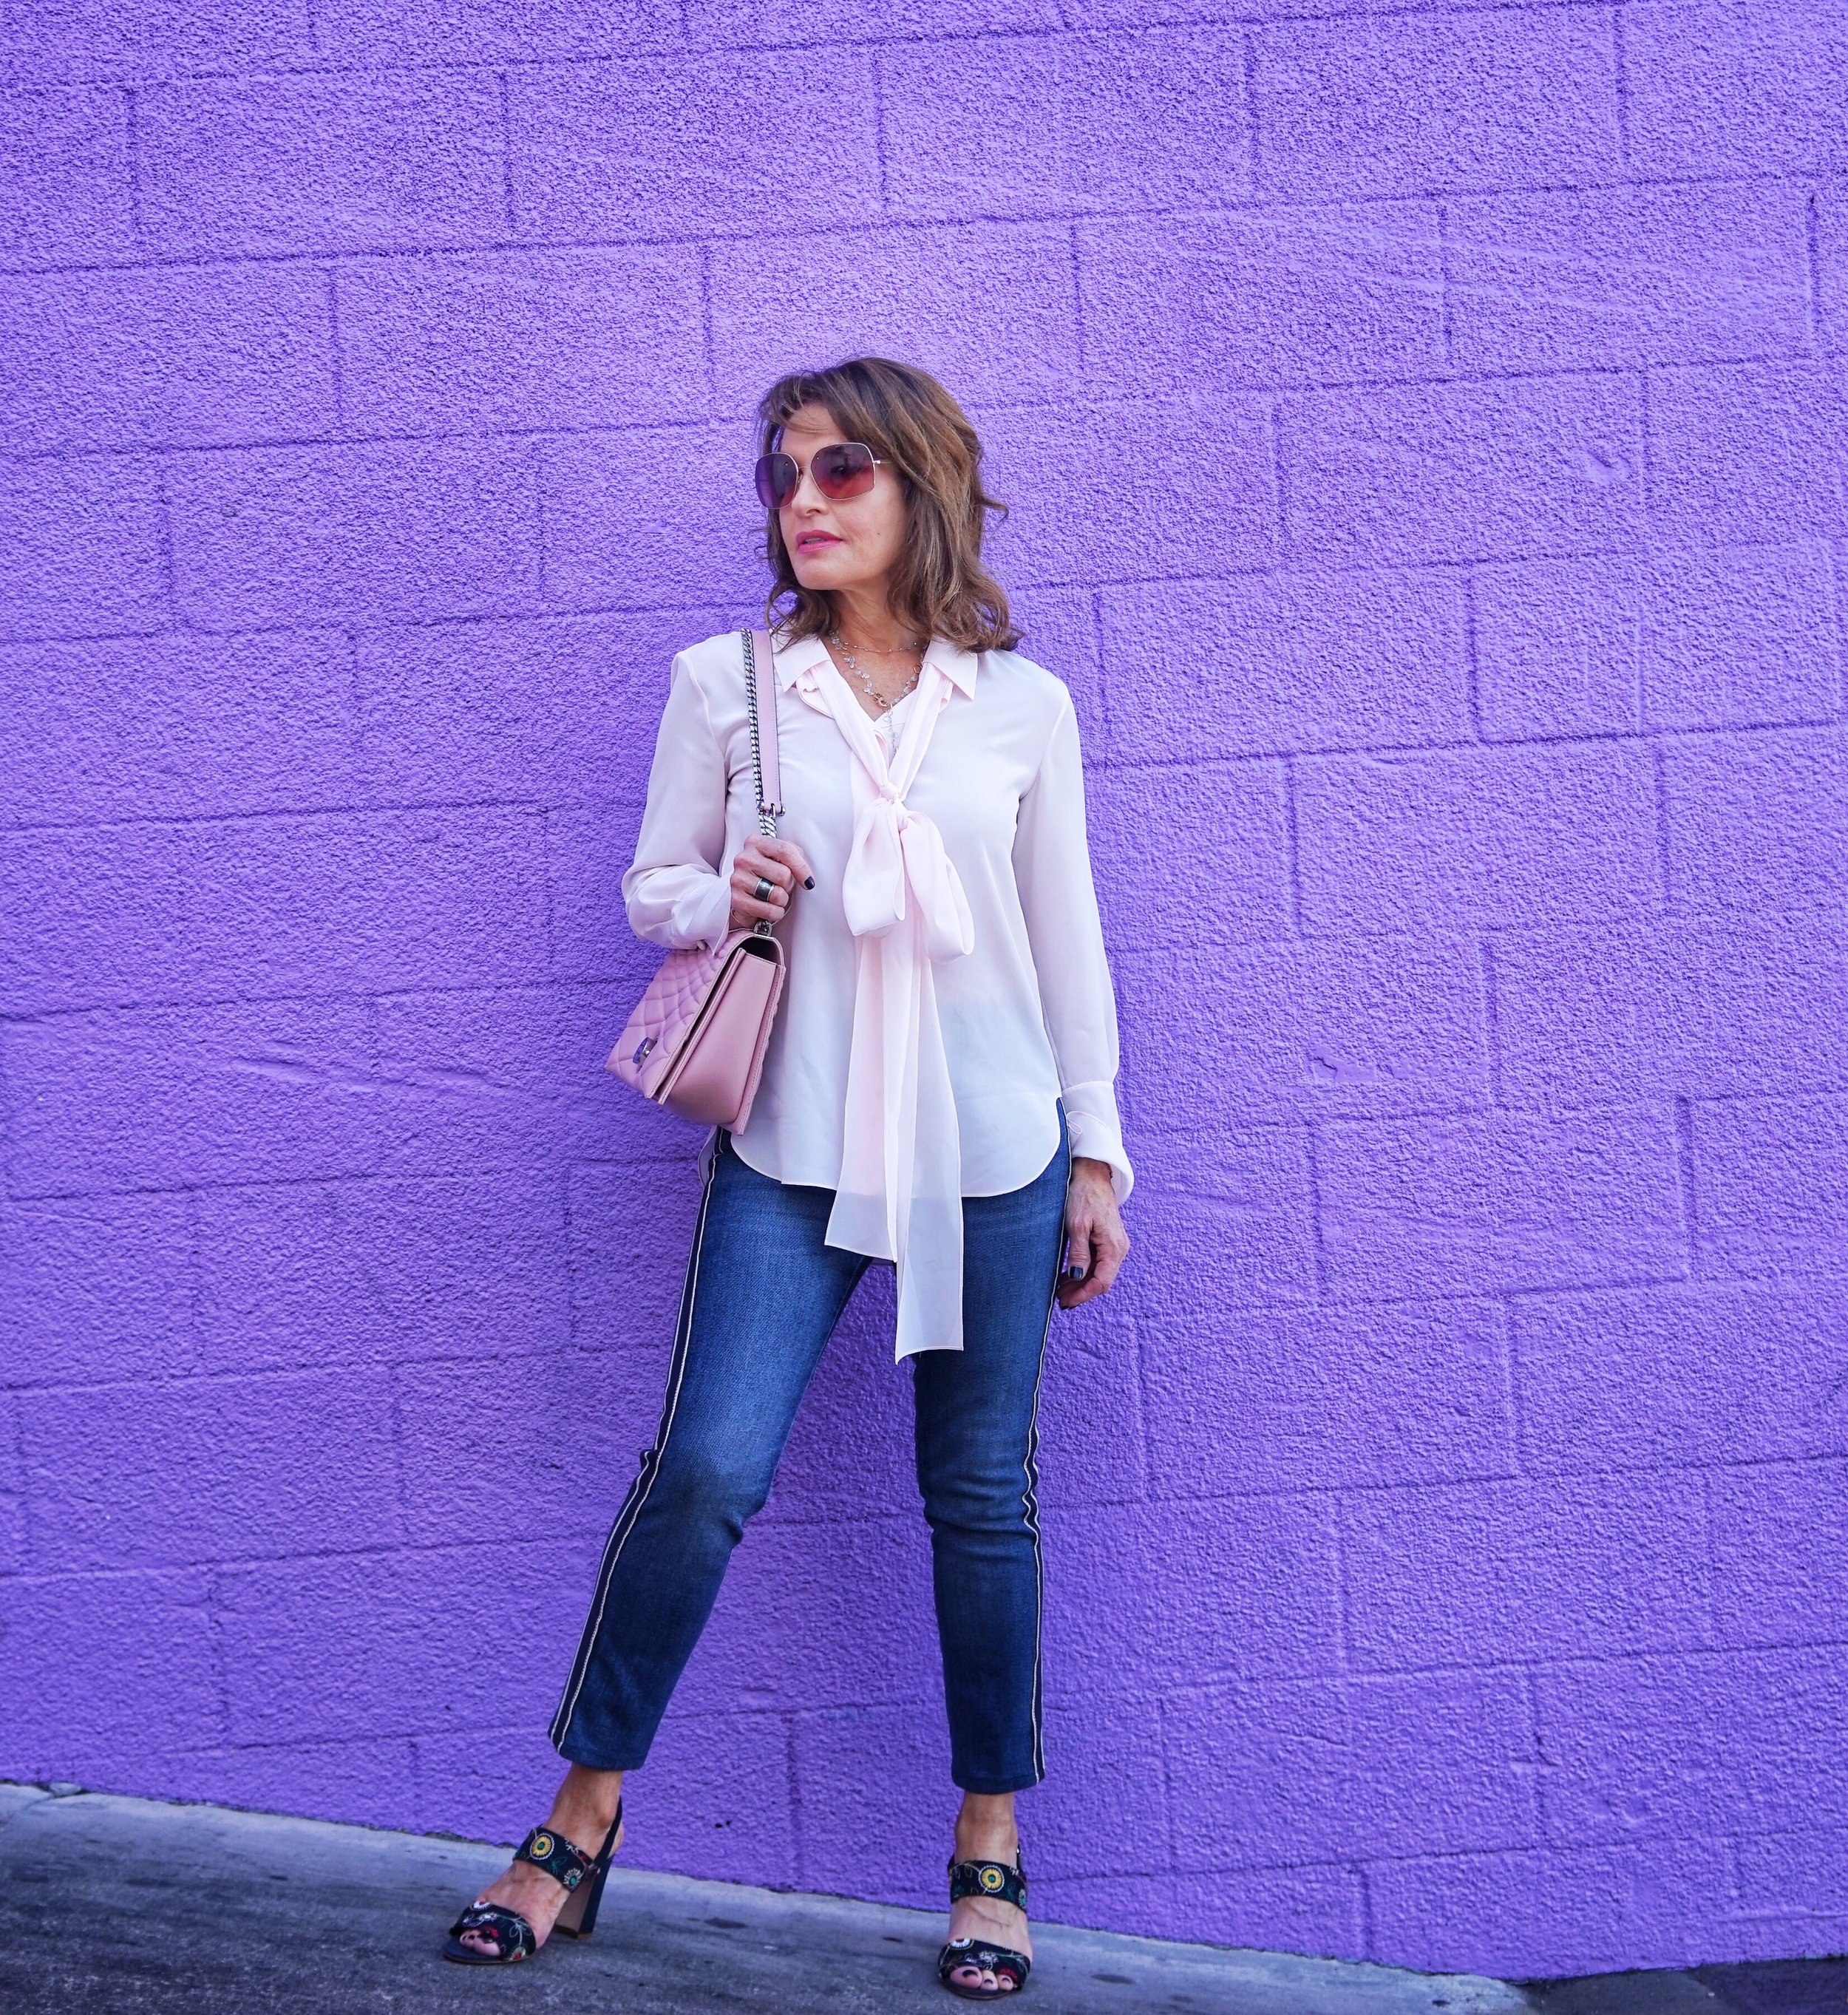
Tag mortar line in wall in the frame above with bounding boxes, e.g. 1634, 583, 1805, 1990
1435, 199, 1456, 372
323, 267, 347, 434
1081, 710, 1835, 769
785, 1713, 807, 1889
1154, 1695, 1182, 1875
1831, 542, 1848, 719
19, 1516, 1848, 1617
407, 1731, 429, 1833
871, 46, 891, 213
1805, 193, 1826, 353
1650, 738, 1674, 914
0, 162, 1819, 282
496, 70, 518, 237
1303, 1122, 1333, 1298
1327, 1495, 1351, 1674
1609, 0, 1632, 171
696, 239, 719, 411
1478, 934, 1501, 1106
0, 5, 1718, 94
529, 441, 554, 606
1266, 397, 1292, 564
201, 1561, 233, 1745
1672, 1094, 1701, 1282
537, 803, 558, 975
1695, 1461, 1720, 1649
1281, 756, 1307, 937
1460, 568, 1484, 741
10, 1331, 672, 1401
150, 456, 182, 633
122, 86, 146, 250
1086, 586, 1110, 750
0, 701, 1792, 837
1, 1389, 24, 1506
5, 791, 566, 841
1239, 24, 1262, 197
9, 536, 1776, 639
1516, 1665, 1549, 1841
0, 348, 1764, 470
1, 966, 662, 1033
183, 1186, 205, 1379
1172, 1633, 1848, 1693
1497, 1309, 1528, 1491
3, 170, 1812, 288
0, 1149, 1723, 1224
1066, 220, 1087, 380
336, 627, 370, 790
1637, 364, 1656, 526
0, 619, 176, 652
361, 988, 383, 1091
387, 1362, 412, 1528
1128, 1315, 1154, 1502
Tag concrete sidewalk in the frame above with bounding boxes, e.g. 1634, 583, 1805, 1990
3, 1781, 1844, 2014
0, 1781, 1524, 2014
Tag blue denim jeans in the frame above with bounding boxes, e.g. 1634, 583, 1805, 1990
551, 1105, 1070, 1794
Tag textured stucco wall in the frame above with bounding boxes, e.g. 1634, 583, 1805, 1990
3, 0, 1847, 1981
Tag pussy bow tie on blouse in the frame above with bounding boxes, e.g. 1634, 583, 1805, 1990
796, 652, 974, 1358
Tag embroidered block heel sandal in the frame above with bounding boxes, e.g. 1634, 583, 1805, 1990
442, 1803, 622, 1965
939, 1846, 1032, 1998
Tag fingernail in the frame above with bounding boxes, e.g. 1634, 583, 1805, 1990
1064, 1265, 1084, 1280
804, 876, 815, 889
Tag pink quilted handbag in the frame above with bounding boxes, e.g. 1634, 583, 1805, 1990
607, 630, 787, 1130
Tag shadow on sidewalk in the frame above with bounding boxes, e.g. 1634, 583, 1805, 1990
2, 1783, 1841, 2014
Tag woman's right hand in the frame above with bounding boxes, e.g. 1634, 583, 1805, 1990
729, 835, 815, 931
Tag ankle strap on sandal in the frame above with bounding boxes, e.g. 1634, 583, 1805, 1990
948, 1854, 1027, 1911
514, 1826, 596, 1893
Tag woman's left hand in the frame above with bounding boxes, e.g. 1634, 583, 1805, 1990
1059, 1156, 1129, 1309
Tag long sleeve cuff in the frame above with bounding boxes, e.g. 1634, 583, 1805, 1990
676, 871, 734, 951
1062, 1081, 1132, 1203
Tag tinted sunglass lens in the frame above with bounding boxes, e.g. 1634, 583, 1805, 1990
754, 452, 798, 510
813, 441, 876, 498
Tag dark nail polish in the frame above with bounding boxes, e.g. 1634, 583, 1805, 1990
804, 876, 815, 889
1064, 1265, 1085, 1280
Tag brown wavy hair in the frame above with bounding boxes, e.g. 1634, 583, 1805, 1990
758, 357, 1020, 653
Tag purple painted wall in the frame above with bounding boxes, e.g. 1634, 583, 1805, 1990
2, 0, 1846, 1982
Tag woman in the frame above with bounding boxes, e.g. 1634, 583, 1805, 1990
444, 358, 1132, 1999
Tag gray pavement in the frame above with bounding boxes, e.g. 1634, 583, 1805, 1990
3, 1781, 1844, 2014
0, 1781, 1522, 2014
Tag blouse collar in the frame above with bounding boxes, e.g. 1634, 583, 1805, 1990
772, 630, 979, 699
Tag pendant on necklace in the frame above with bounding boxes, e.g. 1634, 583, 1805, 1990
829, 630, 920, 713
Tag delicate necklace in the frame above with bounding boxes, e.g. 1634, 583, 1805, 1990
828, 629, 923, 713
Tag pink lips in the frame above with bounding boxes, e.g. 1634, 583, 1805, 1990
796, 532, 843, 552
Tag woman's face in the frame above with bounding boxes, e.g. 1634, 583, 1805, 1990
774, 404, 908, 599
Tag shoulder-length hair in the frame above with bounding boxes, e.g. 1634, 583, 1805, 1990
757, 357, 1021, 653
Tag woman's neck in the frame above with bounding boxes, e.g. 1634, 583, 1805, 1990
829, 585, 921, 658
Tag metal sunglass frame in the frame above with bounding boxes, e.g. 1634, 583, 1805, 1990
754, 440, 886, 512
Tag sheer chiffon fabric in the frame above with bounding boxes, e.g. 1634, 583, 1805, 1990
621, 628, 1130, 1358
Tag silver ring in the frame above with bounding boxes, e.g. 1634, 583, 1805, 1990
753, 877, 774, 903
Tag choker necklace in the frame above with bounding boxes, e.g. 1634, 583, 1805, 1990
829, 630, 923, 714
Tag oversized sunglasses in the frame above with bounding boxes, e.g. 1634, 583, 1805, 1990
754, 440, 884, 510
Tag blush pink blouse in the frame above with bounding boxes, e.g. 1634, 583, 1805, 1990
622, 627, 1132, 1359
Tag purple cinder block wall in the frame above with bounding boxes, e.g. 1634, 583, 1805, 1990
1, 0, 1845, 1982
